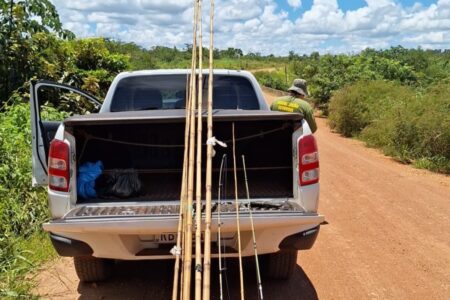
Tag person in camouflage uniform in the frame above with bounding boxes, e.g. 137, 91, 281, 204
270, 79, 317, 133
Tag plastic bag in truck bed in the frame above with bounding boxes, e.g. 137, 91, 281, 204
96, 169, 142, 199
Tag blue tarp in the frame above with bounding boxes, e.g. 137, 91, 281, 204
77, 161, 103, 198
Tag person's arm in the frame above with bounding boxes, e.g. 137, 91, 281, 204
299, 101, 317, 133
270, 100, 276, 110
305, 112, 317, 133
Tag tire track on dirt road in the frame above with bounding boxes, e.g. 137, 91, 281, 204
34, 91, 450, 299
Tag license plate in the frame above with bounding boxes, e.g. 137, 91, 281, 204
140, 233, 231, 243
158, 233, 176, 243
140, 233, 176, 243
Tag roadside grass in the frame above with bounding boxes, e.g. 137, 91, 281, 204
0, 103, 61, 297
413, 156, 450, 173
0, 232, 56, 299
328, 80, 450, 174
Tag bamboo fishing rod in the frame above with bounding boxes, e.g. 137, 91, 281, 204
182, 0, 200, 298
179, 74, 192, 300
194, 0, 204, 298
242, 155, 263, 300
172, 14, 199, 299
171, 67, 194, 300
202, 0, 215, 298
232, 122, 245, 300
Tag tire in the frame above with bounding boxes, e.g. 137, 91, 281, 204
266, 250, 298, 279
73, 256, 113, 282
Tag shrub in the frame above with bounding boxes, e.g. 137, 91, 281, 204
254, 71, 289, 91
328, 79, 450, 173
361, 81, 450, 172
328, 80, 415, 137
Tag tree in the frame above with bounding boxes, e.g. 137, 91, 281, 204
220, 47, 243, 59
288, 50, 298, 61
105, 39, 155, 70
69, 38, 129, 97
0, 0, 74, 104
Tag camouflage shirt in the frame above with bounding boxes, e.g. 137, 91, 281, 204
270, 96, 317, 133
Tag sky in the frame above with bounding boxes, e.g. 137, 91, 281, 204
51, 0, 450, 55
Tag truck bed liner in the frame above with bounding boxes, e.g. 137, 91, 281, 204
72, 114, 298, 203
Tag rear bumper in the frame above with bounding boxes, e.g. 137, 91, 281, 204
50, 233, 93, 257
43, 212, 322, 234
44, 211, 324, 260
49, 225, 321, 257
279, 225, 320, 250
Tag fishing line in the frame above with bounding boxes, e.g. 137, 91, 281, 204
217, 154, 226, 300
232, 122, 245, 300
242, 155, 263, 300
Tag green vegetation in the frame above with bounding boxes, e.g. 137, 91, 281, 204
0, 1, 129, 296
253, 70, 289, 91
254, 48, 450, 113
329, 80, 450, 173
105, 40, 281, 71
1, 1, 129, 106
1, 232, 55, 298
0, 103, 60, 297
0, 0, 76, 110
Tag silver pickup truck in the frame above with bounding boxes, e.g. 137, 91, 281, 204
30, 69, 323, 282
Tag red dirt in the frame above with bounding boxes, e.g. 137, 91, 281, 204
33, 91, 450, 299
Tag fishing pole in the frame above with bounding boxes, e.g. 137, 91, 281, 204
194, 1, 204, 299
172, 4, 199, 296
242, 155, 263, 300
171, 73, 193, 300
182, 0, 200, 298
222, 155, 231, 300
217, 154, 227, 300
202, 0, 215, 298
232, 122, 245, 300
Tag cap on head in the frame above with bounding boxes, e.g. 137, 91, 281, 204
288, 79, 309, 97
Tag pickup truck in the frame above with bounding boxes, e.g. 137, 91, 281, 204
30, 69, 324, 282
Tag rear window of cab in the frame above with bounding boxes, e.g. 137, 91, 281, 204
110, 74, 259, 111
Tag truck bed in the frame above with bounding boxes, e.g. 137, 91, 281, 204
66, 110, 302, 203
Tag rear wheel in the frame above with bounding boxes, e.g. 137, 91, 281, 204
73, 256, 113, 282
266, 250, 298, 279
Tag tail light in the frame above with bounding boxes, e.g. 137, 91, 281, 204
298, 135, 319, 186
48, 140, 70, 192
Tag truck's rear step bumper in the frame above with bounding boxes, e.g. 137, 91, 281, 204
44, 211, 323, 234
44, 202, 323, 259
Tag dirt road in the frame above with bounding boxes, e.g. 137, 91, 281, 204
34, 92, 450, 299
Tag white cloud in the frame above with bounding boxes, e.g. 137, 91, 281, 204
50, 0, 450, 55
402, 31, 448, 43
140, 0, 192, 13
287, 0, 302, 9
296, 0, 345, 34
